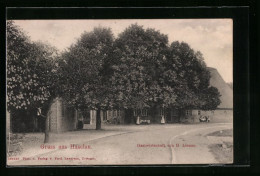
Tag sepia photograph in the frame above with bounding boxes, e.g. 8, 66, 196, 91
6, 19, 233, 165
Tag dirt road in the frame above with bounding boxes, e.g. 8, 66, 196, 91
8, 123, 233, 165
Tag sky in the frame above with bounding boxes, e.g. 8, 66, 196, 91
12, 19, 233, 83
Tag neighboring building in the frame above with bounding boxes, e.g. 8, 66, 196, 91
105, 109, 125, 124
47, 98, 77, 133
91, 107, 181, 125
77, 67, 233, 125
8, 67, 232, 133
6, 110, 11, 134
119, 67, 233, 124
208, 67, 233, 109
9, 109, 44, 133
81, 109, 125, 125
182, 67, 233, 123
131, 107, 180, 124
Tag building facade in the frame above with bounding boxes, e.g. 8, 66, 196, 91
36, 67, 234, 132
48, 98, 77, 133
181, 67, 233, 123
7, 67, 233, 133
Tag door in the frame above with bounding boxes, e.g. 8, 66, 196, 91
166, 109, 180, 123
83, 110, 91, 124
171, 109, 180, 123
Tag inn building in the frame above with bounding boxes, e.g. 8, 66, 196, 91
7, 67, 233, 133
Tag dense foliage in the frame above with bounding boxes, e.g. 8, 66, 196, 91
7, 21, 58, 112
7, 21, 60, 142
58, 27, 115, 129
167, 41, 221, 110
7, 22, 221, 132
110, 24, 220, 110
110, 24, 170, 109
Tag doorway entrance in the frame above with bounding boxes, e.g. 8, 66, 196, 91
166, 109, 180, 123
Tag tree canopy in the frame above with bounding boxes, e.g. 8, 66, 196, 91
167, 41, 221, 110
110, 24, 220, 110
110, 24, 171, 109
7, 22, 221, 132
7, 21, 58, 112
59, 27, 115, 111
7, 21, 60, 142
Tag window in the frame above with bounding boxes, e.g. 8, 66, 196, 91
186, 110, 191, 116
61, 102, 66, 117
68, 107, 74, 119
171, 109, 178, 116
113, 110, 117, 117
118, 110, 121, 117
102, 110, 107, 120
108, 110, 112, 118
160, 108, 164, 116
141, 109, 147, 116
134, 109, 141, 116
198, 110, 201, 115
133, 109, 137, 116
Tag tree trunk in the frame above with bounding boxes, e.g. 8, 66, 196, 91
44, 114, 50, 143
96, 108, 101, 130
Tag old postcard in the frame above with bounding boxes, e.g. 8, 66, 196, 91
6, 19, 233, 165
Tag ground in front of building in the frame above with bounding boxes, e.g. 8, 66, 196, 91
7, 122, 233, 165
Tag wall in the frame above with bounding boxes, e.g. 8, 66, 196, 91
106, 109, 125, 124
209, 109, 233, 123
6, 110, 11, 134
48, 98, 77, 133
183, 109, 233, 123
90, 110, 96, 125
93, 108, 233, 124
152, 108, 163, 123
126, 107, 166, 124
48, 98, 58, 133
58, 100, 77, 132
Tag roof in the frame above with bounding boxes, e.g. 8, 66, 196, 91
207, 67, 233, 109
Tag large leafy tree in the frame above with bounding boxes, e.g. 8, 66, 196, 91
167, 41, 221, 110
110, 24, 172, 109
60, 27, 114, 130
110, 24, 220, 118
7, 21, 59, 142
